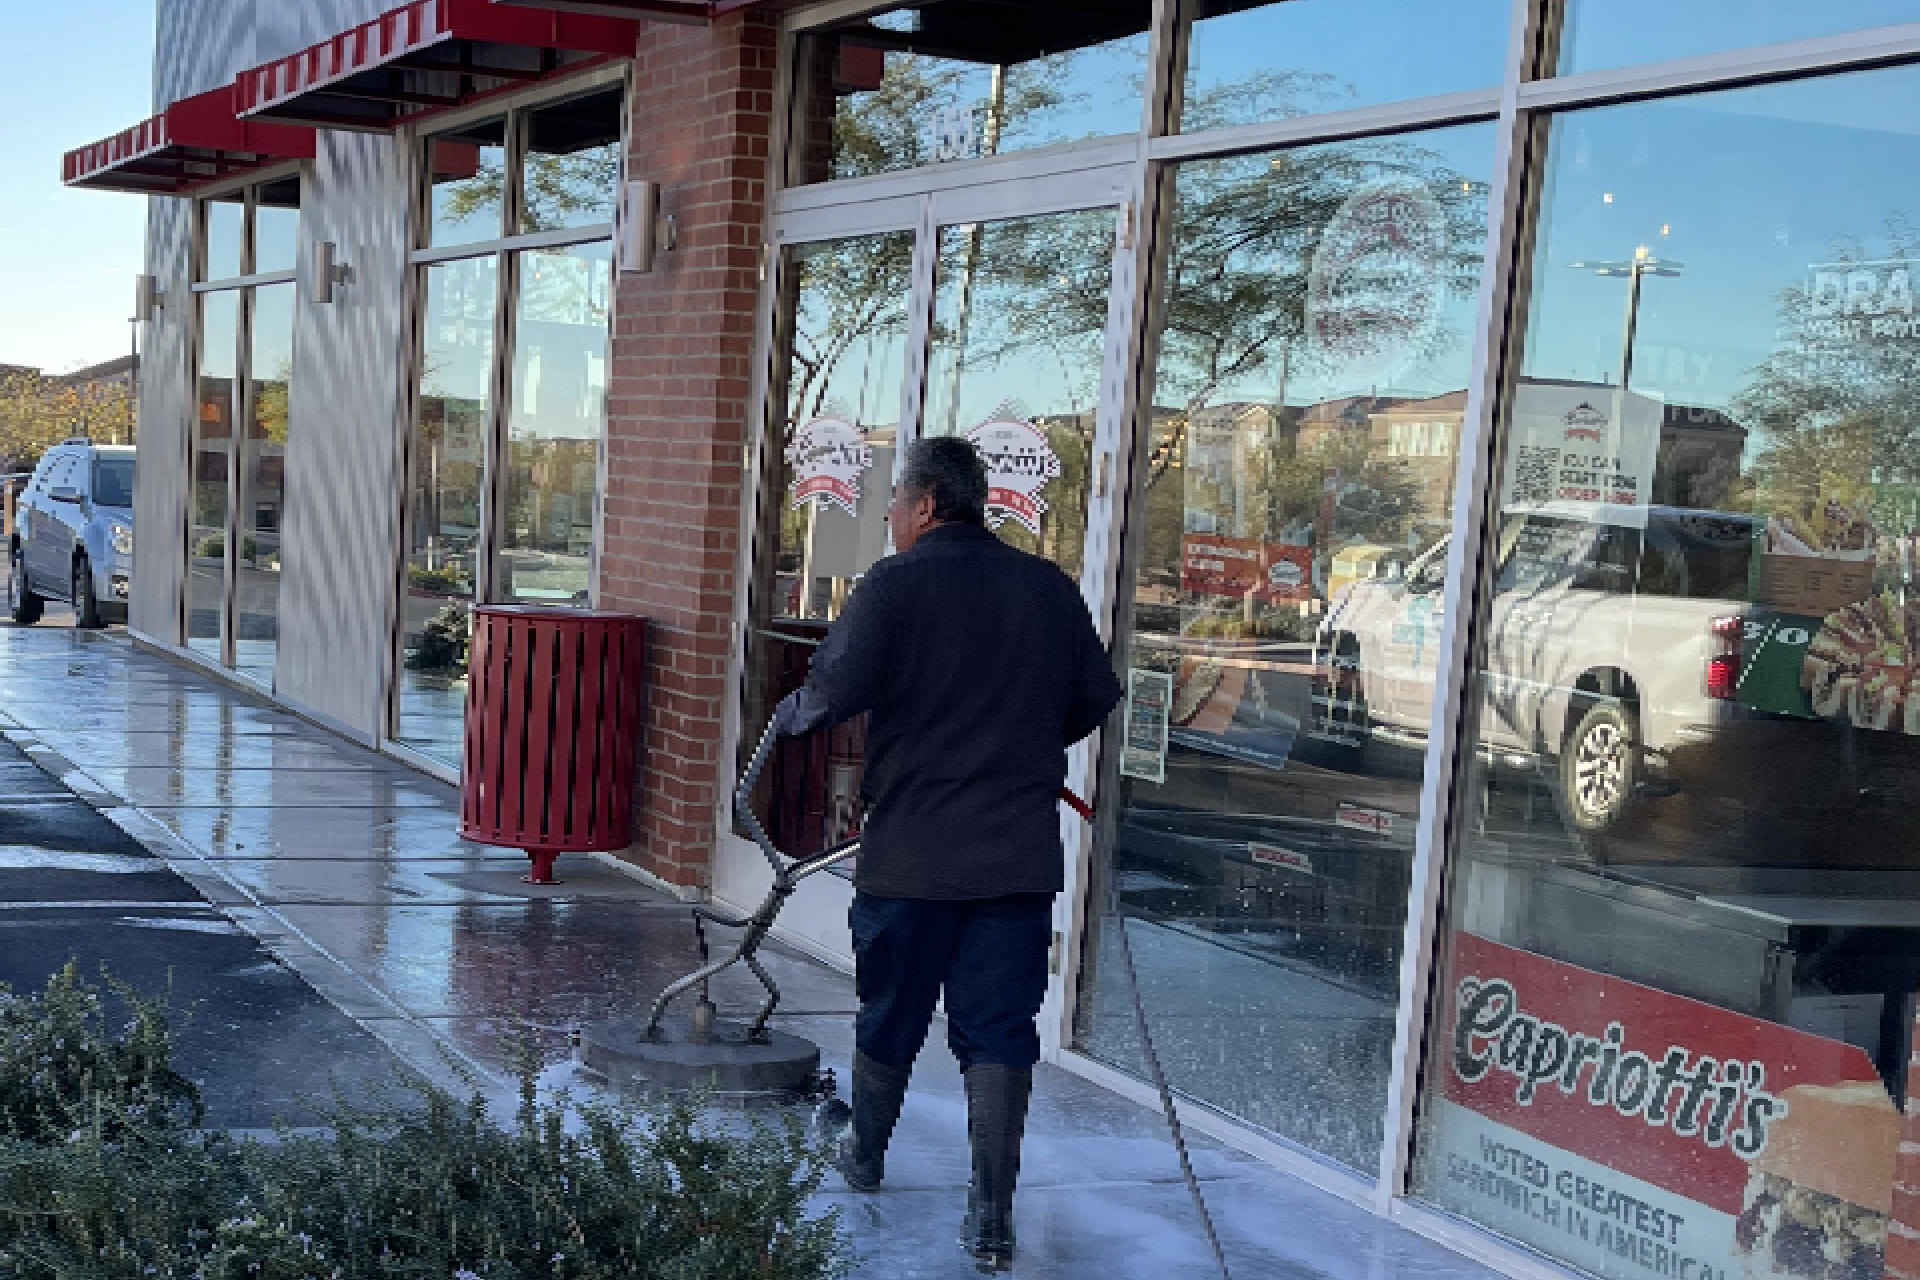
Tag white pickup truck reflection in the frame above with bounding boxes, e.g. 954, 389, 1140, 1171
1312, 509, 1760, 835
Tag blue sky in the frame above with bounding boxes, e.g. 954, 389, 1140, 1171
0, 2, 154, 374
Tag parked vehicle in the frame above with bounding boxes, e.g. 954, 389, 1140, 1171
1311, 508, 1761, 835
9, 440, 135, 628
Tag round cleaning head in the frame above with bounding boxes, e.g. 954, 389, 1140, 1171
578, 1015, 824, 1105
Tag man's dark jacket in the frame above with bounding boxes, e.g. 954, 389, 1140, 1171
784, 523, 1122, 900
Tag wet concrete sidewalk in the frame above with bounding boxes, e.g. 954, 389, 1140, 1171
0, 624, 1509, 1280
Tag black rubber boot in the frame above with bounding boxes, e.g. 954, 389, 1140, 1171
959, 1063, 1032, 1272
815, 1052, 911, 1193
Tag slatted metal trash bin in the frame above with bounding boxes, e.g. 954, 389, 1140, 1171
459, 605, 647, 884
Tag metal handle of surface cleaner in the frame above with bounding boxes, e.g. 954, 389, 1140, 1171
644, 719, 861, 1043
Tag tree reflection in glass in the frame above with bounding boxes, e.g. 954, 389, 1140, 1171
399, 257, 496, 765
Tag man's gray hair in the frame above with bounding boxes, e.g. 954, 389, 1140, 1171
898, 435, 988, 525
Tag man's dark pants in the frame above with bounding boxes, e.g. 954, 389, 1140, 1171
850, 891, 1053, 1072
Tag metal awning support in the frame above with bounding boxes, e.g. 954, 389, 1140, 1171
62, 86, 317, 195
235, 0, 640, 131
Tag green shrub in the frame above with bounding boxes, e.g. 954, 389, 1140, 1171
406, 601, 471, 673
408, 564, 468, 595
0, 969, 850, 1280
0, 963, 201, 1143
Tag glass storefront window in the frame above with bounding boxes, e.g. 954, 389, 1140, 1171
1560, 1, 1920, 75
1413, 65, 1920, 1280
1179, 0, 1510, 132
1074, 125, 1495, 1173
253, 177, 301, 275
520, 87, 623, 234
790, 1, 1151, 184
401, 86, 622, 767
399, 256, 496, 763
190, 178, 302, 683
236, 282, 292, 685
499, 242, 611, 605
204, 195, 244, 282
428, 118, 509, 248
922, 208, 1117, 581
190, 290, 239, 662
741, 230, 915, 855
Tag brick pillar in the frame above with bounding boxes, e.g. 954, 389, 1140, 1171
599, 11, 777, 889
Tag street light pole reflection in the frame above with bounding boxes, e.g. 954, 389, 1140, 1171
1570, 246, 1684, 389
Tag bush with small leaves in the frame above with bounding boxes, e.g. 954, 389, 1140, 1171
0, 971, 851, 1280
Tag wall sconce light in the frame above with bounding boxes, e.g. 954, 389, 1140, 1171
133, 274, 165, 319
310, 240, 352, 304
618, 180, 676, 275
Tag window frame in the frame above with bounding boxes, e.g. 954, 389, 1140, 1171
185, 166, 305, 684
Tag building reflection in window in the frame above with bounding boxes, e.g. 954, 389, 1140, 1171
1411, 66, 1920, 1280
235, 281, 292, 684
398, 256, 495, 765
499, 242, 611, 606
1075, 124, 1494, 1174
189, 290, 239, 664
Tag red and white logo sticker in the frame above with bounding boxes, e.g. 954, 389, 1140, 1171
966, 412, 1061, 538
787, 416, 873, 518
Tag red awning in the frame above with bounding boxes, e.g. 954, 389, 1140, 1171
235, 0, 639, 131
484, 0, 790, 19
62, 85, 317, 195
486, 0, 712, 18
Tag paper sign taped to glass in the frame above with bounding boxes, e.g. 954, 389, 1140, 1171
1421, 932, 1899, 1280
786, 416, 873, 518
1501, 384, 1662, 530
1120, 668, 1172, 784
966, 409, 1062, 538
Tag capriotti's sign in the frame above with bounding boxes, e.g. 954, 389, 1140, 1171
786, 416, 873, 518
966, 413, 1062, 538
1421, 933, 1899, 1280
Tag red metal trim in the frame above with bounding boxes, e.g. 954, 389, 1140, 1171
235, 0, 637, 123
62, 84, 316, 194
488, 0, 717, 18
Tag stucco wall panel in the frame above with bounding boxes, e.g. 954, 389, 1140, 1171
273, 131, 413, 740
130, 197, 194, 647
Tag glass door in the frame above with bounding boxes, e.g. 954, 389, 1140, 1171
742, 174, 1135, 868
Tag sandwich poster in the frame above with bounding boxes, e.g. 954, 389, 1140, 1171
1420, 933, 1899, 1280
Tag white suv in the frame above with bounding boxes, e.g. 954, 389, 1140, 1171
1312, 509, 1759, 835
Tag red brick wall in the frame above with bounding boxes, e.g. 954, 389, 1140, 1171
600, 11, 778, 888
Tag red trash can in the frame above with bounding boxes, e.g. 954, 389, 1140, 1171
459, 605, 647, 883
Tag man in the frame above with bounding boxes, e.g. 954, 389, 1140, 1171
775, 435, 1122, 1271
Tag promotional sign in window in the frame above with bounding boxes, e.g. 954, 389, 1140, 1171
786, 416, 873, 518
1502, 384, 1662, 529
1120, 668, 1172, 784
1180, 533, 1314, 602
966, 409, 1061, 538
1421, 933, 1900, 1280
